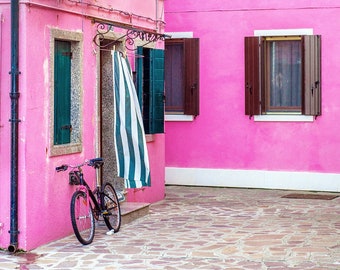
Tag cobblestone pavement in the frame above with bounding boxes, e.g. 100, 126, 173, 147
1, 185, 339, 269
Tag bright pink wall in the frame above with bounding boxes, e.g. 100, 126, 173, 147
0, 0, 165, 251
19, 5, 100, 251
164, 1, 340, 173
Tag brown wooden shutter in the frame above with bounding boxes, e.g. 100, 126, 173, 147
302, 35, 321, 116
184, 38, 200, 116
245, 37, 261, 116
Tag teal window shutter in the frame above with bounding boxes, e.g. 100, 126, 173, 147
136, 46, 144, 108
149, 48, 165, 134
54, 40, 72, 145
136, 47, 165, 134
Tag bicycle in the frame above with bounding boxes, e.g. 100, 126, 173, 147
56, 157, 121, 245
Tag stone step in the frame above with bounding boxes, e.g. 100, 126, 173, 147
120, 202, 150, 225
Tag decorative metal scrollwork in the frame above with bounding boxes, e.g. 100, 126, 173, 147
93, 22, 169, 51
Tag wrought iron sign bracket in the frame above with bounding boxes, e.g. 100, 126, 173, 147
92, 20, 170, 51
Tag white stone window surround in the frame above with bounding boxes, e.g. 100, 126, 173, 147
253, 28, 314, 122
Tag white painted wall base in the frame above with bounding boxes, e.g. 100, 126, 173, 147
165, 167, 340, 192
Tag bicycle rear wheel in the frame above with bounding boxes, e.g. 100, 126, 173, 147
70, 190, 95, 245
101, 183, 121, 232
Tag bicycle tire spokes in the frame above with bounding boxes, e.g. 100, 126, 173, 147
101, 183, 121, 232
103, 196, 119, 215
71, 191, 95, 245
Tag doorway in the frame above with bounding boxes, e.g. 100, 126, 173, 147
99, 41, 125, 193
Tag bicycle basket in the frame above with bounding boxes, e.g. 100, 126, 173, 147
69, 171, 81, 185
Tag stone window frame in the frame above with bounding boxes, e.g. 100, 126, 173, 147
49, 28, 83, 156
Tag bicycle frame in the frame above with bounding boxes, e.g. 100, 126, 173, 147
72, 167, 102, 220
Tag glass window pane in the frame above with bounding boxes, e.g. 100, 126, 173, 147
269, 40, 301, 110
165, 43, 184, 112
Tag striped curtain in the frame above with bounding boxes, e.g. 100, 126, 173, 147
112, 51, 151, 188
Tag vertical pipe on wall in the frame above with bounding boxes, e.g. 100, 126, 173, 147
8, 0, 20, 253
155, 0, 158, 30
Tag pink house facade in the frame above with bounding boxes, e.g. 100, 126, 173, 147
164, 1, 340, 192
0, 0, 165, 251
1, 0, 339, 253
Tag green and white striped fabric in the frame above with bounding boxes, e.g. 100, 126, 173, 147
112, 51, 151, 188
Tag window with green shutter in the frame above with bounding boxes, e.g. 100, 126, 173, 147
136, 47, 165, 134
50, 29, 82, 156
54, 40, 72, 145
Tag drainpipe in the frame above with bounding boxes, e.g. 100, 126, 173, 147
8, 0, 20, 253
155, 0, 158, 30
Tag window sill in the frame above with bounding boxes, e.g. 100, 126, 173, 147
254, 115, 314, 122
146, 134, 154, 142
50, 143, 82, 157
165, 115, 194, 122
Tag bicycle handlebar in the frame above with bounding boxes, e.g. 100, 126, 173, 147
55, 158, 104, 172
56, 165, 68, 172
88, 158, 104, 168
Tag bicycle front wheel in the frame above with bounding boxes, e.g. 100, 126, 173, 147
70, 190, 95, 245
101, 183, 121, 232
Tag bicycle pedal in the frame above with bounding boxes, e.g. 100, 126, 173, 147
102, 210, 109, 215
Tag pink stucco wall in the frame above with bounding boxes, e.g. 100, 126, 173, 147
164, 1, 340, 173
0, 0, 165, 251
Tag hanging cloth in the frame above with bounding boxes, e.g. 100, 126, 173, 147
112, 51, 151, 188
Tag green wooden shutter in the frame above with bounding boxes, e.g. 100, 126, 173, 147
142, 49, 151, 133
54, 40, 72, 145
136, 46, 144, 108
302, 35, 321, 116
149, 48, 165, 133
244, 37, 261, 116
141, 48, 165, 134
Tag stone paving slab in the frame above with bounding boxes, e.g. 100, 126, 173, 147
0, 185, 339, 269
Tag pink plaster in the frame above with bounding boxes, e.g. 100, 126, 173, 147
164, 1, 340, 174
0, 1, 165, 251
